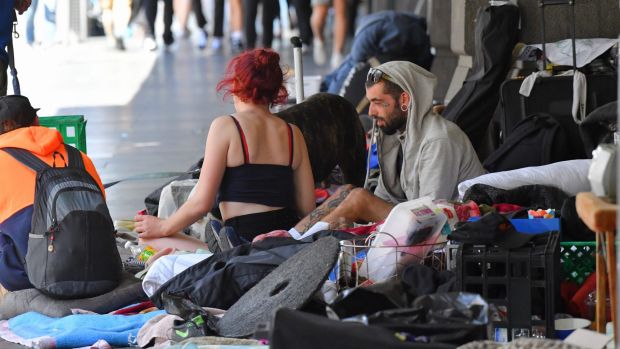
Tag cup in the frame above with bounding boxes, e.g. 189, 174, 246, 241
555, 318, 592, 340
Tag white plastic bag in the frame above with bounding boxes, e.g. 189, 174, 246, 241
359, 197, 447, 283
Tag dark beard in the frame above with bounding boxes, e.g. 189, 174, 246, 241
380, 110, 408, 135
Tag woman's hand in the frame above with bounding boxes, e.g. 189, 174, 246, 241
134, 215, 169, 239
252, 230, 291, 243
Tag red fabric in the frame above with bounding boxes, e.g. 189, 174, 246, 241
561, 281, 581, 316
111, 301, 156, 315
569, 272, 597, 319
314, 188, 330, 204
492, 203, 522, 214
341, 222, 384, 236
454, 201, 481, 222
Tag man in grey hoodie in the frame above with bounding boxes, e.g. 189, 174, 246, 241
257, 61, 486, 238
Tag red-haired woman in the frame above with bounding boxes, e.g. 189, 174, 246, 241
134, 49, 315, 252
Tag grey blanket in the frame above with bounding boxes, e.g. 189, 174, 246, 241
0, 272, 147, 319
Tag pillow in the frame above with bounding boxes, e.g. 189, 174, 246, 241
458, 160, 592, 200
0, 272, 147, 319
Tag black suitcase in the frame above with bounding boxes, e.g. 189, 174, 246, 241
498, 0, 618, 141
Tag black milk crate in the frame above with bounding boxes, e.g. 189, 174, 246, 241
456, 232, 560, 341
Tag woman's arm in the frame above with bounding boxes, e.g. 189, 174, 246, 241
291, 125, 316, 218
135, 117, 230, 238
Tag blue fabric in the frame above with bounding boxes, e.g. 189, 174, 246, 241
0, 0, 14, 64
324, 11, 432, 94
0, 205, 33, 291
9, 310, 165, 348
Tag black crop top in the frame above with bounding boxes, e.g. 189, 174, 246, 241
217, 115, 296, 208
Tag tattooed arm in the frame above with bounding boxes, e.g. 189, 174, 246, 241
294, 185, 354, 233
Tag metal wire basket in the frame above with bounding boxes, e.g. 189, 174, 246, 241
333, 231, 447, 291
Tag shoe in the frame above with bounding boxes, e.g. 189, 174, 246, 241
115, 37, 126, 51
330, 52, 344, 69
163, 31, 174, 47
231, 38, 244, 53
313, 39, 326, 65
204, 218, 223, 253
218, 227, 233, 252
181, 27, 191, 39
211, 37, 222, 51
301, 43, 311, 54
171, 315, 210, 341
143, 36, 157, 51
197, 29, 208, 50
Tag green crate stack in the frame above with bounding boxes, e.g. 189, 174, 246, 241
560, 241, 596, 285
38, 115, 87, 153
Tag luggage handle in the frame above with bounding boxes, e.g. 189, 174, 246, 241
539, 0, 577, 70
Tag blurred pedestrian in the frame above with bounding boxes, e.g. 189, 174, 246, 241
1, 0, 32, 96
311, 0, 346, 68
100, 0, 132, 50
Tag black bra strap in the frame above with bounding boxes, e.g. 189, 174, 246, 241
229, 115, 249, 164
286, 123, 294, 167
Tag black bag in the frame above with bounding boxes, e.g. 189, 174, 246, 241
483, 113, 586, 172
442, 3, 520, 157
498, 0, 617, 143
2, 145, 122, 299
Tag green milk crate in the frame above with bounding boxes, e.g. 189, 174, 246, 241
38, 115, 87, 153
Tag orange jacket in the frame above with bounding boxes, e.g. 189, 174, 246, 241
0, 126, 105, 224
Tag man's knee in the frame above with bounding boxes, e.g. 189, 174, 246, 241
342, 187, 372, 210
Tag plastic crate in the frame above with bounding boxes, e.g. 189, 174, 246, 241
38, 115, 87, 153
560, 241, 596, 285
456, 232, 560, 341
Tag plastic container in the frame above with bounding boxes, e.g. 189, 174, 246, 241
456, 232, 560, 341
555, 318, 591, 339
560, 241, 596, 285
38, 115, 87, 153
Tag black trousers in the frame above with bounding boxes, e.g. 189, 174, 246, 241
291, 0, 312, 45
192, 0, 208, 29
243, 0, 280, 48
213, 0, 225, 37
143, 0, 173, 38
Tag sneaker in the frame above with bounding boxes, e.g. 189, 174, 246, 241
171, 315, 210, 341
197, 29, 208, 50
204, 218, 224, 253
211, 37, 222, 51
217, 227, 233, 252
163, 31, 174, 47
181, 27, 191, 39
231, 38, 244, 53
313, 39, 326, 65
330, 52, 344, 69
143, 36, 157, 51
115, 37, 126, 51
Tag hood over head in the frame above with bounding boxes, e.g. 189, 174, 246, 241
376, 61, 437, 142
0, 126, 64, 156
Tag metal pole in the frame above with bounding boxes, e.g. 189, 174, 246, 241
291, 36, 304, 103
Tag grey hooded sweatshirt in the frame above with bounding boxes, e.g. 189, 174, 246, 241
373, 61, 485, 203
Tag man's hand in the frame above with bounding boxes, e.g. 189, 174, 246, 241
14, 0, 32, 15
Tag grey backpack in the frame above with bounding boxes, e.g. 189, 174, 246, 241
2, 145, 121, 298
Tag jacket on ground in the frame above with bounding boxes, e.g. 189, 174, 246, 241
0, 126, 104, 290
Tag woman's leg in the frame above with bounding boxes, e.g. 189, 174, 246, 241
173, 0, 191, 37
140, 232, 210, 252
331, 0, 347, 67
230, 0, 244, 51
310, 2, 328, 64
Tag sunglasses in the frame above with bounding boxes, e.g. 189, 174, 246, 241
366, 68, 394, 83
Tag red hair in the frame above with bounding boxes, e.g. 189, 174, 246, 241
216, 49, 288, 106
